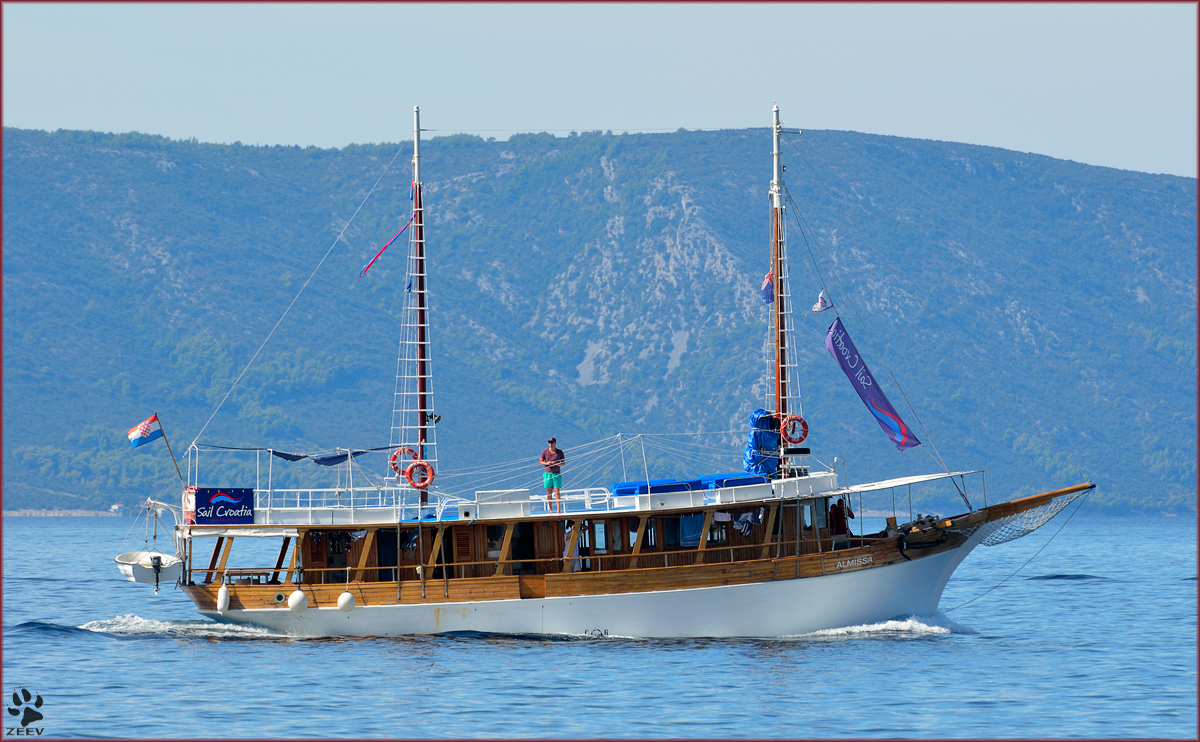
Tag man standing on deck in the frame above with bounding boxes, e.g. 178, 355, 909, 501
540, 437, 566, 514
830, 497, 855, 549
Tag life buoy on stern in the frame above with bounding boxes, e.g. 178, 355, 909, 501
390, 447, 418, 475
781, 414, 809, 445
405, 459, 435, 490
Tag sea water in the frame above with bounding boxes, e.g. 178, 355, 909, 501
3, 507, 1195, 738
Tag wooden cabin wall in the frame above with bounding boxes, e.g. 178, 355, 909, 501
303, 531, 327, 584
287, 499, 840, 586
364, 534, 379, 581
533, 521, 563, 575
346, 531, 379, 581
451, 525, 476, 578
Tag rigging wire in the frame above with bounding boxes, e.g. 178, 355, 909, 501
189, 137, 413, 449
783, 182, 953, 476
780, 132, 1090, 484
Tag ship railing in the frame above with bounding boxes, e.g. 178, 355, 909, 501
255, 487, 416, 511
187, 531, 890, 586
527, 487, 616, 515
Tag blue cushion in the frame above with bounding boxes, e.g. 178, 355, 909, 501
699, 473, 768, 489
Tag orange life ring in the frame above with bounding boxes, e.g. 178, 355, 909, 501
390, 447, 417, 475
781, 414, 809, 445
405, 459, 435, 490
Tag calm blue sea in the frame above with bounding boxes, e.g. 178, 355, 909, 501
2, 508, 1195, 739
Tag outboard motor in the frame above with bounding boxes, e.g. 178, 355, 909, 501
150, 555, 163, 594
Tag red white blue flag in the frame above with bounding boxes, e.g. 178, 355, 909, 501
760, 271, 774, 304
128, 414, 164, 448
812, 289, 834, 313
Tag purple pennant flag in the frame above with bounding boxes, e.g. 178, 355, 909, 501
825, 317, 921, 451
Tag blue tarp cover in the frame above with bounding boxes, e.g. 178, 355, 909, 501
699, 472, 768, 489
743, 408, 779, 475
611, 478, 703, 496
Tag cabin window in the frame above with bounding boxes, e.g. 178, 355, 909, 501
325, 531, 350, 583
802, 504, 813, 530
378, 529, 398, 581
593, 521, 608, 553
663, 517, 680, 548
627, 519, 638, 549
707, 522, 728, 545
510, 522, 537, 575
643, 519, 657, 549
486, 525, 505, 559
815, 501, 828, 530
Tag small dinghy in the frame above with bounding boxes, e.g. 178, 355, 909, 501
114, 498, 183, 593
115, 550, 183, 590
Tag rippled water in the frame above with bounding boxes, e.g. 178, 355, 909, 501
3, 508, 1195, 738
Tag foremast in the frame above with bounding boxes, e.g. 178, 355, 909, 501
389, 106, 438, 499
769, 105, 803, 476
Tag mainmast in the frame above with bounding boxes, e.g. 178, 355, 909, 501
390, 105, 438, 501
770, 105, 789, 421
413, 107, 431, 475
768, 105, 803, 476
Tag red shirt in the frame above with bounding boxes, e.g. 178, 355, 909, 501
541, 448, 565, 473
830, 501, 854, 535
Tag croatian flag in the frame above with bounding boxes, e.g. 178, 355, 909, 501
760, 271, 774, 304
128, 414, 164, 448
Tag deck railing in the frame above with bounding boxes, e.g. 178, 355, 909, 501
187, 531, 883, 586
252, 485, 624, 517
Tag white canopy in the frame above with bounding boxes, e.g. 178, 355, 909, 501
826, 470, 980, 496
185, 526, 301, 538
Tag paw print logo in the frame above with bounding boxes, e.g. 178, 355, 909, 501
7, 688, 44, 728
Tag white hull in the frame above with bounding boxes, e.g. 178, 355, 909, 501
200, 537, 979, 638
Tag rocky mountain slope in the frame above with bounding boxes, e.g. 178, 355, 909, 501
3, 125, 1195, 513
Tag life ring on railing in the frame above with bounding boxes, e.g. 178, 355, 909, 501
390, 447, 418, 475
405, 460, 435, 490
781, 414, 809, 445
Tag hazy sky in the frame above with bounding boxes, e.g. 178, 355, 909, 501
4, 3, 1196, 177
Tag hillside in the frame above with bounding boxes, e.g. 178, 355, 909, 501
2, 125, 1195, 515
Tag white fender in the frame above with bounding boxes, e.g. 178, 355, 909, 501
216, 584, 230, 614
287, 589, 308, 612
337, 591, 355, 612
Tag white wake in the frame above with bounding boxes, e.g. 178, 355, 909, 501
79, 613, 287, 639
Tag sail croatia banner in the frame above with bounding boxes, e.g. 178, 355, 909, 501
824, 317, 921, 451
192, 488, 255, 525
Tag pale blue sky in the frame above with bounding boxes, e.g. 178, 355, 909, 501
4, 3, 1196, 177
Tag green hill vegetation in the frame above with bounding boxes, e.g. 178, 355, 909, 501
3, 125, 1195, 515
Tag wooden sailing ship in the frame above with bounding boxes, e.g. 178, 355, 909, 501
164, 106, 1093, 637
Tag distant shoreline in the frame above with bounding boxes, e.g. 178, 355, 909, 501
4, 509, 126, 517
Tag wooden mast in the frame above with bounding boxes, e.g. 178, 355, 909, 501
412, 106, 431, 503
769, 105, 789, 472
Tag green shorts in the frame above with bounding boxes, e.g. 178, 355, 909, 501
543, 472, 562, 489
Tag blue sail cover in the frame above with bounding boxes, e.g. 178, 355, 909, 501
743, 408, 779, 476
